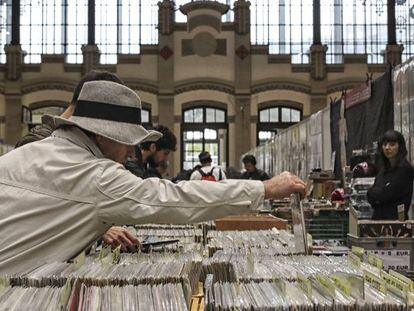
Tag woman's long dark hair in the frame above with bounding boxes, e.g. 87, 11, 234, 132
377, 130, 408, 172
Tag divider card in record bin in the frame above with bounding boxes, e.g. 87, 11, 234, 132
365, 250, 411, 271
348, 234, 414, 271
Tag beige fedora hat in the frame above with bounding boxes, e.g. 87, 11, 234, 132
54, 80, 162, 145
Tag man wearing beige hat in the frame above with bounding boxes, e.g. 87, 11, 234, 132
0, 81, 306, 275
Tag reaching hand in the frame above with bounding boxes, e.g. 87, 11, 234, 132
102, 226, 140, 251
263, 171, 306, 200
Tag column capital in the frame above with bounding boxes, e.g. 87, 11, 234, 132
4, 44, 24, 81
81, 44, 100, 74
158, 0, 175, 35
310, 44, 327, 81
234, 0, 251, 35
385, 44, 403, 66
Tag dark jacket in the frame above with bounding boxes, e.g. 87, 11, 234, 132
367, 159, 414, 220
241, 168, 270, 181
124, 148, 162, 179
15, 115, 56, 148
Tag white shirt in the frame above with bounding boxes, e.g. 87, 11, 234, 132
0, 127, 264, 274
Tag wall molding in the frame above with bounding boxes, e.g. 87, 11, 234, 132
175, 79, 234, 94
251, 79, 311, 94
21, 79, 77, 94
257, 100, 304, 111
28, 100, 69, 110
181, 100, 228, 111
123, 79, 159, 94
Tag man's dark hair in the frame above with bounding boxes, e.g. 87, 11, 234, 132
71, 70, 125, 106
140, 125, 177, 151
242, 154, 257, 166
199, 151, 212, 165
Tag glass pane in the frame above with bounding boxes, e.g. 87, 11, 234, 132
281, 107, 291, 122
141, 109, 150, 123
216, 110, 225, 122
119, 0, 140, 54
141, 2, 158, 44
184, 131, 203, 140
321, 0, 387, 64
269, 108, 278, 122
206, 108, 215, 123
21, 0, 65, 63
204, 128, 217, 140
259, 131, 273, 141
260, 109, 269, 122
396, 1, 414, 62
291, 109, 301, 122
0, 2, 11, 63
194, 108, 203, 123
205, 142, 219, 165
184, 110, 194, 123
31, 106, 66, 124
96, 0, 118, 64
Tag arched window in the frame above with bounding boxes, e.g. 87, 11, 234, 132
182, 106, 227, 170
22, 105, 66, 130
257, 106, 302, 145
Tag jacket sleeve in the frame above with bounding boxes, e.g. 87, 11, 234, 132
96, 161, 265, 225
14, 124, 54, 148
261, 172, 270, 181
367, 164, 414, 206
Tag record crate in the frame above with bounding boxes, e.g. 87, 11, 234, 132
274, 207, 348, 241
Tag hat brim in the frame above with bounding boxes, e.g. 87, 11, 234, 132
54, 116, 162, 146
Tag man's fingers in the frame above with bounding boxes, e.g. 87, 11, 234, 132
292, 183, 306, 199
124, 230, 140, 245
117, 231, 136, 248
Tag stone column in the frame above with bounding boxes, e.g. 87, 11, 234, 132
5, 44, 23, 81
82, 45, 100, 74
233, 0, 252, 168
310, 44, 327, 81
387, 0, 396, 45
310, 0, 327, 81
157, 0, 175, 175
313, 0, 321, 45
82, 0, 100, 74
385, 0, 403, 66
158, 0, 174, 35
5, 0, 23, 80
4, 0, 23, 144
310, 93, 327, 114
88, 0, 95, 45
4, 92, 22, 145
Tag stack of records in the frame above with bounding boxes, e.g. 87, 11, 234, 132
206, 229, 297, 256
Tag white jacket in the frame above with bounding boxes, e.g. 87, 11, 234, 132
0, 126, 264, 274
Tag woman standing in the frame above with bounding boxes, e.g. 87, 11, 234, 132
367, 130, 414, 220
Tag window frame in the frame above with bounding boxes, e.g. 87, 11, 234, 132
257, 105, 302, 146
181, 106, 228, 171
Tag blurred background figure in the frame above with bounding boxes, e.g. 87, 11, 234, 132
190, 151, 226, 181
241, 154, 270, 181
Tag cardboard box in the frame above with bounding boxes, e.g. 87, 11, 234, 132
215, 214, 287, 231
